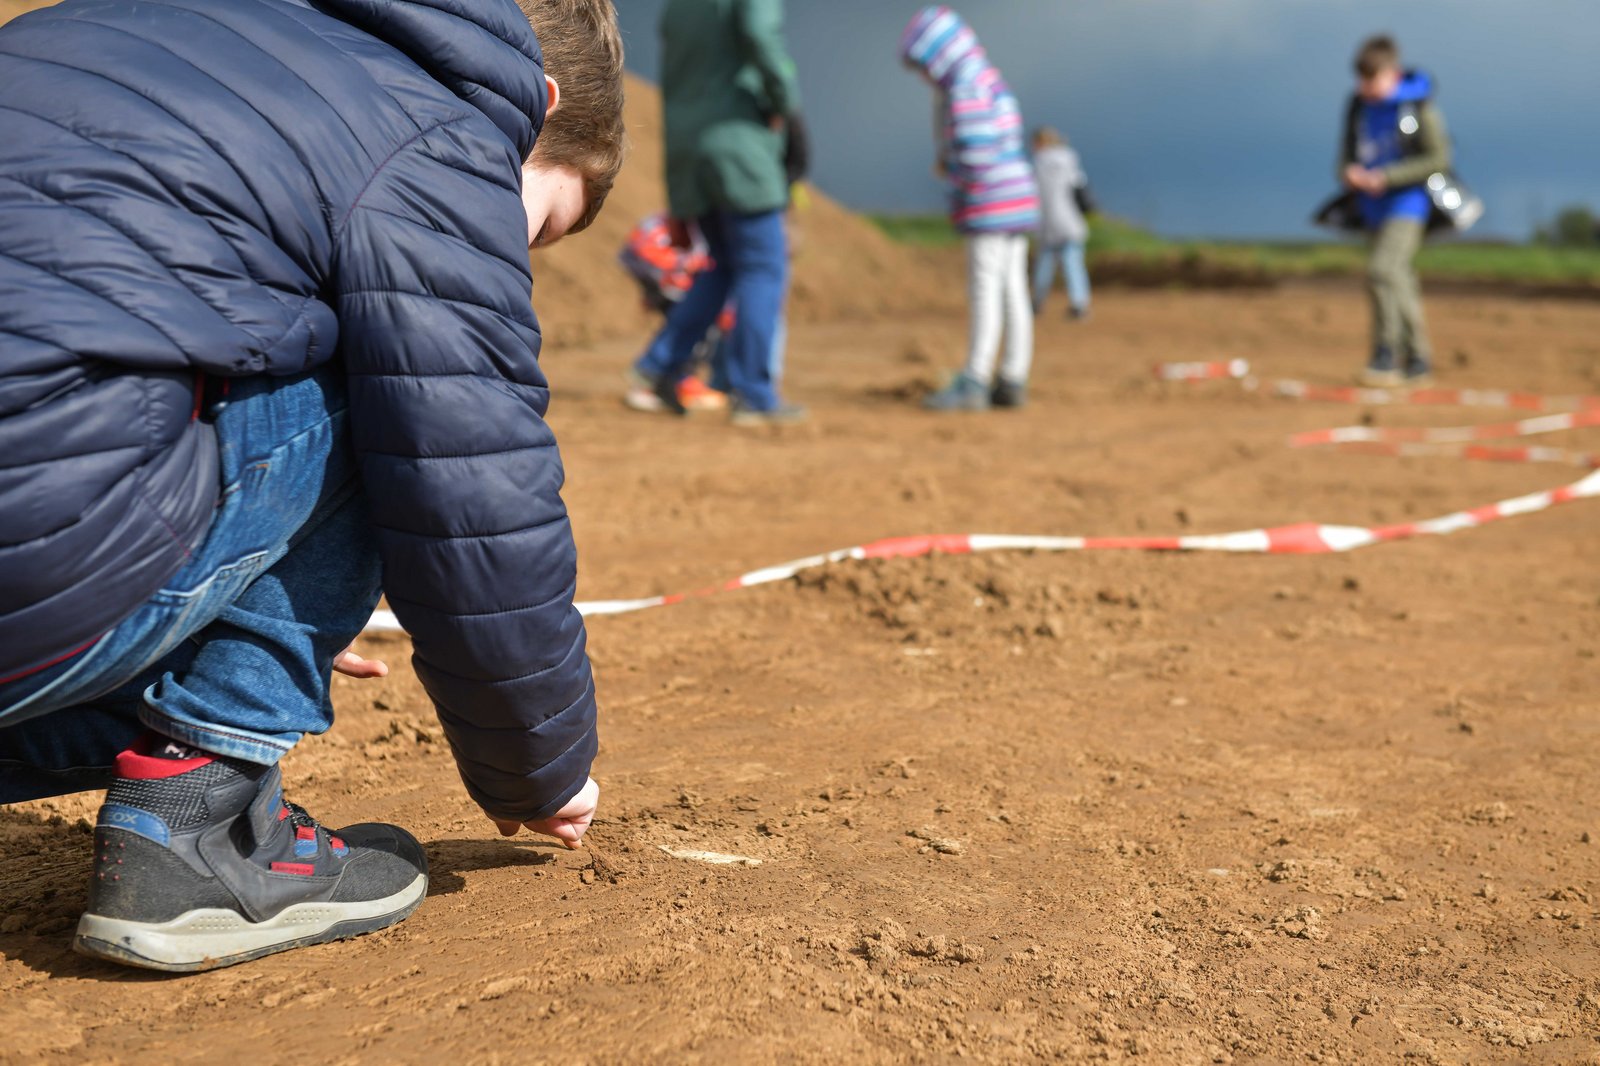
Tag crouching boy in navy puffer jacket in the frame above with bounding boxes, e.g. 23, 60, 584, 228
0, 0, 623, 971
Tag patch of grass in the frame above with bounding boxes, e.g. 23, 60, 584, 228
868, 213, 1600, 288
868, 214, 962, 247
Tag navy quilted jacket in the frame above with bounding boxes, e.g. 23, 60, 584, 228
0, 0, 597, 821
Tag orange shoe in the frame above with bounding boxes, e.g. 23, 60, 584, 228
677, 376, 728, 412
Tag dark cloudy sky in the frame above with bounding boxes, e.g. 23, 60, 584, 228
613, 0, 1598, 239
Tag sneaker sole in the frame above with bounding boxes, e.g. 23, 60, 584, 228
730, 409, 807, 427
73, 872, 426, 973
622, 390, 666, 413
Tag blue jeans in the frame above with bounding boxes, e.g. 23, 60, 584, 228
634, 210, 789, 411
708, 312, 787, 394
1032, 240, 1090, 312
0, 365, 381, 803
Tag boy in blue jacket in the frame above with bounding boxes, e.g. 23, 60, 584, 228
0, 0, 623, 971
1340, 35, 1453, 387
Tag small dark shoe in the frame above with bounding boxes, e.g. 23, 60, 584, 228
1357, 345, 1402, 388
74, 737, 427, 972
651, 373, 688, 416
1403, 355, 1434, 387
990, 378, 1028, 409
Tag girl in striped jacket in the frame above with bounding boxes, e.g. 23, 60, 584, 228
902, 6, 1042, 410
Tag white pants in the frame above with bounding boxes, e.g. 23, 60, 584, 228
963, 233, 1034, 385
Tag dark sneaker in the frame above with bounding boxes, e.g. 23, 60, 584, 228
729, 398, 808, 427
923, 374, 991, 412
1068, 306, 1089, 321
1403, 356, 1434, 387
990, 378, 1028, 409
651, 373, 688, 416
1357, 346, 1402, 388
74, 738, 427, 972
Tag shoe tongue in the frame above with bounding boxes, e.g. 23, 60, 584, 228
243, 766, 288, 844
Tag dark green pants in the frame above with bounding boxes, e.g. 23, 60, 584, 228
1367, 217, 1430, 363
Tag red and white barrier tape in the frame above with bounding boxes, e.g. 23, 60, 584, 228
362, 361, 1599, 633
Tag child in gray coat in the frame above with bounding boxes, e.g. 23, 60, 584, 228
1031, 127, 1092, 319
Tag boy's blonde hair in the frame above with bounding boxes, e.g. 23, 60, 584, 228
517, 0, 626, 234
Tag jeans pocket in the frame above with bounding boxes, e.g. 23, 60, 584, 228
148, 549, 272, 641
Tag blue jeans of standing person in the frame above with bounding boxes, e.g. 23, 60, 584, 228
708, 312, 788, 394
0, 365, 382, 803
633, 210, 789, 411
1032, 240, 1090, 313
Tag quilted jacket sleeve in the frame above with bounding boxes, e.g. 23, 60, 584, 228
332, 117, 597, 823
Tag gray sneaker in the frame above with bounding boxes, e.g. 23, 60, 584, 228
730, 399, 808, 427
74, 738, 427, 972
923, 374, 991, 412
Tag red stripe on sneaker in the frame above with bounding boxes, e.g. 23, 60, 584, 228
295, 826, 317, 841
114, 750, 214, 780
270, 862, 316, 876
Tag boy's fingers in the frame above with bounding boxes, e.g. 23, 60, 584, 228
552, 821, 583, 848
332, 649, 389, 679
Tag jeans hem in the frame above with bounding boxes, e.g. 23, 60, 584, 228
138, 704, 295, 766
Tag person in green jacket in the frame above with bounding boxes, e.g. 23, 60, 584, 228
632, 0, 806, 425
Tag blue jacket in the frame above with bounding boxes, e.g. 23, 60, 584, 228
0, 0, 596, 822
1354, 71, 1435, 227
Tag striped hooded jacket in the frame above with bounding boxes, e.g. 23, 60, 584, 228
900, 6, 1040, 235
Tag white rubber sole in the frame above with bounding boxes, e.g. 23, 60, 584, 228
73, 873, 426, 972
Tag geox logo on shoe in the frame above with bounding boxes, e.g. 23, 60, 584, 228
98, 804, 171, 847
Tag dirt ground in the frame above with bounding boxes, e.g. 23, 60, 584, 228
1, 284, 1597, 1064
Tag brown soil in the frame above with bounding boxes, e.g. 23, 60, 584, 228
6, 4, 1600, 1062
5, 285, 1600, 1064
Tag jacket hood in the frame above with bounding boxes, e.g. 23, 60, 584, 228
901, 6, 986, 88
1391, 69, 1433, 104
315, 0, 547, 158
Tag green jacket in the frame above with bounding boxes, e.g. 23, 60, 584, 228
660, 0, 800, 219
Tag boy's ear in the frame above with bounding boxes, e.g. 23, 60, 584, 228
545, 75, 561, 118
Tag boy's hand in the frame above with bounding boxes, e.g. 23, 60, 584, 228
665, 217, 692, 249
491, 776, 599, 849
1343, 165, 1387, 195
332, 644, 389, 679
